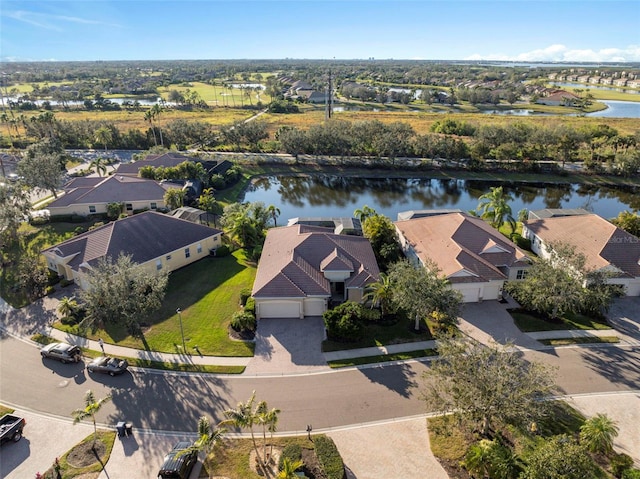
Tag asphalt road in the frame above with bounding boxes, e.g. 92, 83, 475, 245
2, 335, 639, 434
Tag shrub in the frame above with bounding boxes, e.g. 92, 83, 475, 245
278, 443, 302, 470
314, 435, 345, 479
611, 453, 635, 477
73, 226, 85, 235
623, 470, 640, 479
44, 285, 55, 296
60, 315, 79, 326
213, 245, 230, 257
244, 297, 256, 315
29, 216, 49, 226
323, 301, 365, 342
239, 288, 252, 306
60, 279, 74, 287
230, 310, 256, 332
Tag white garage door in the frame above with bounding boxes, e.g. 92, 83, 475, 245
626, 281, 640, 296
456, 286, 480, 303
482, 283, 502, 301
257, 301, 301, 319
303, 299, 326, 317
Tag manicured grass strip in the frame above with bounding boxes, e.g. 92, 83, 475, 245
0, 405, 15, 416
328, 349, 437, 368
509, 309, 611, 332
539, 336, 619, 346
31, 334, 246, 374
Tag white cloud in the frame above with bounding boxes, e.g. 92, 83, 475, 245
466, 44, 640, 62
4, 10, 120, 31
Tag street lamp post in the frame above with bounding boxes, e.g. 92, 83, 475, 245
176, 308, 186, 354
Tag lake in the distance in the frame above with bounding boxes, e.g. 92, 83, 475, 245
242, 175, 640, 222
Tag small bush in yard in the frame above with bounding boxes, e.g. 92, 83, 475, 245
323, 301, 365, 342
278, 443, 302, 470
239, 287, 252, 306
623, 470, 640, 479
244, 297, 255, 315
230, 310, 256, 332
314, 435, 345, 479
611, 453, 634, 477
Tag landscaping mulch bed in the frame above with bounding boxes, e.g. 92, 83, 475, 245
66, 441, 106, 468
228, 326, 255, 342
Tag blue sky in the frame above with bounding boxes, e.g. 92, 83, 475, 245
1, 1, 639, 62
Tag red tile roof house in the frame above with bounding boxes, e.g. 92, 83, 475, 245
252, 224, 380, 319
394, 212, 531, 303
522, 213, 640, 296
42, 211, 223, 290
46, 175, 171, 217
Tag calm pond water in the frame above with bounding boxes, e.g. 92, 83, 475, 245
242, 175, 640, 222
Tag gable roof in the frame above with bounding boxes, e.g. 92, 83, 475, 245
395, 212, 530, 284
524, 214, 640, 278
48, 175, 168, 208
43, 211, 222, 273
252, 224, 380, 298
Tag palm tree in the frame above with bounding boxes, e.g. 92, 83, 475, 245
89, 157, 108, 177
71, 390, 112, 450
94, 126, 113, 152
256, 402, 280, 463
353, 205, 377, 223
463, 439, 494, 478
222, 391, 268, 475
579, 413, 619, 454
363, 273, 394, 317
476, 186, 516, 231
277, 458, 304, 479
164, 188, 185, 210
183, 416, 226, 457
57, 296, 78, 318
267, 204, 281, 227
144, 110, 157, 146
151, 104, 164, 146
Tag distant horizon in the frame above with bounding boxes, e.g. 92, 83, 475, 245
2, 1, 639, 63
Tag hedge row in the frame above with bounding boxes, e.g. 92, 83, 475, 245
314, 435, 345, 479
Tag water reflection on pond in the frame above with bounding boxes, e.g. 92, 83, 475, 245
242, 175, 640, 222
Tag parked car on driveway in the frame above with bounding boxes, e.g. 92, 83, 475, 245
158, 441, 197, 479
0, 414, 26, 445
40, 342, 82, 363
86, 356, 129, 376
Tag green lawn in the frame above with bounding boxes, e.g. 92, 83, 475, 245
509, 309, 612, 332
540, 336, 619, 346
328, 348, 437, 368
65, 250, 256, 357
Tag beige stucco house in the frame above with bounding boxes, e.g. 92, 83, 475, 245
42, 211, 223, 290
522, 213, 640, 296
47, 175, 169, 217
252, 224, 380, 319
395, 212, 531, 303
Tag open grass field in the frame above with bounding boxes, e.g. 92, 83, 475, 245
158, 81, 272, 107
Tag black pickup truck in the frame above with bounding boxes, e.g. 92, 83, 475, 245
0, 414, 26, 445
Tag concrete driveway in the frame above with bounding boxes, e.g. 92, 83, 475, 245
607, 297, 640, 340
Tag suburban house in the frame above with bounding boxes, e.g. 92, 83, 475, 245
47, 175, 170, 217
252, 224, 380, 319
42, 211, 223, 290
522, 213, 640, 296
287, 217, 363, 235
115, 152, 233, 178
536, 91, 580, 106
394, 212, 531, 303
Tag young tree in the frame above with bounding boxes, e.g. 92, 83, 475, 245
267, 204, 281, 227
17, 254, 49, 301
579, 413, 619, 455
80, 253, 169, 336
0, 181, 31, 247
361, 214, 402, 270
278, 458, 304, 479
89, 157, 108, 177
611, 210, 640, 237
423, 337, 557, 435
388, 259, 462, 331
363, 273, 394, 317
71, 390, 112, 450
17, 152, 66, 198
57, 296, 78, 318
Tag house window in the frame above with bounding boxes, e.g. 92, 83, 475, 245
89, 205, 96, 213
185, 248, 190, 258
516, 270, 528, 280
197, 243, 202, 254
150, 202, 157, 210
166, 254, 172, 261
156, 260, 162, 270
125, 203, 133, 211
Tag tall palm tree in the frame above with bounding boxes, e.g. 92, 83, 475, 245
94, 126, 113, 152
144, 110, 157, 146
267, 204, 281, 227
89, 157, 108, 177
71, 390, 112, 450
57, 296, 78, 318
182, 416, 226, 458
222, 391, 268, 475
151, 104, 164, 146
256, 402, 280, 462
164, 188, 185, 210
476, 186, 516, 231
579, 413, 619, 454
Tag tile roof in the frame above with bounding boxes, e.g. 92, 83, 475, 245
395, 212, 530, 284
43, 211, 221, 273
48, 175, 168, 208
524, 214, 640, 278
115, 153, 233, 176
252, 225, 380, 298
